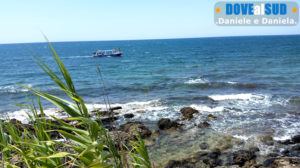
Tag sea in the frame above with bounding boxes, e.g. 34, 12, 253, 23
0, 35, 300, 145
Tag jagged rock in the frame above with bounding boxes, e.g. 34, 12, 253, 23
157, 118, 182, 130
180, 107, 200, 120
119, 121, 152, 139
124, 113, 134, 119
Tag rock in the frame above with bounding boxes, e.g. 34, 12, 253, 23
278, 139, 293, 145
124, 113, 134, 119
99, 116, 119, 124
119, 121, 152, 139
198, 122, 211, 128
290, 144, 300, 156
263, 157, 300, 168
232, 150, 256, 167
206, 114, 217, 120
157, 118, 182, 130
292, 135, 300, 144
259, 136, 274, 146
180, 107, 200, 120
109, 131, 135, 149
136, 110, 145, 113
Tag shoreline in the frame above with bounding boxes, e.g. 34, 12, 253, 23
2, 104, 300, 167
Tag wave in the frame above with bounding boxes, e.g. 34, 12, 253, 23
1, 99, 170, 123
190, 104, 224, 112
0, 85, 32, 93
184, 78, 208, 84
208, 93, 264, 101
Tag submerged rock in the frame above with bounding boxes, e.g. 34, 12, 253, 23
157, 118, 182, 130
180, 107, 200, 120
231, 150, 256, 167
119, 121, 152, 139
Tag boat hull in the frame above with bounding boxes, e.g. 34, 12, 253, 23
93, 53, 122, 57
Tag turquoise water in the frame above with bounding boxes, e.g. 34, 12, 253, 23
0, 35, 299, 140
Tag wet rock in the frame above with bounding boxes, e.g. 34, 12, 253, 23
278, 139, 293, 145
292, 135, 300, 144
157, 118, 182, 130
119, 121, 152, 139
198, 121, 211, 128
180, 107, 200, 120
124, 113, 134, 119
232, 150, 256, 167
206, 114, 217, 120
267, 153, 280, 158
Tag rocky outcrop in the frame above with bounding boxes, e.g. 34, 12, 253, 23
180, 107, 200, 120
119, 121, 152, 139
157, 118, 182, 130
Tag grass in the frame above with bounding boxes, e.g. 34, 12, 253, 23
0, 40, 152, 168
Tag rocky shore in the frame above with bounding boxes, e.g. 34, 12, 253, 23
2, 106, 300, 168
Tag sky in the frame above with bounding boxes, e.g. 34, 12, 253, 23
0, 0, 299, 44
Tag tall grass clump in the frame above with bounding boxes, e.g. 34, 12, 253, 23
0, 40, 152, 168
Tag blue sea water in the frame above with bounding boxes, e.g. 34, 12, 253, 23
0, 35, 300, 140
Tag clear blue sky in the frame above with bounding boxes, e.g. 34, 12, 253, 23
1, 0, 299, 44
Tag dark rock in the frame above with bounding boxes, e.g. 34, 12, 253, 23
292, 135, 300, 144
99, 116, 119, 124
158, 118, 172, 130
110, 106, 122, 111
198, 121, 210, 128
249, 147, 260, 153
232, 150, 256, 167
278, 139, 293, 145
180, 107, 200, 120
281, 149, 290, 156
164, 160, 192, 168
124, 113, 134, 119
157, 118, 182, 130
206, 114, 217, 120
119, 121, 152, 139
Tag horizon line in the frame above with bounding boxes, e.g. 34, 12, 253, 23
1, 34, 300, 45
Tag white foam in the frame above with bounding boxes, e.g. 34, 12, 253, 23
209, 93, 257, 101
227, 81, 238, 84
190, 104, 224, 112
0, 84, 32, 93
184, 78, 208, 84
1, 99, 169, 123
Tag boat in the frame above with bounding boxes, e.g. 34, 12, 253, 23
93, 48, 122, 57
